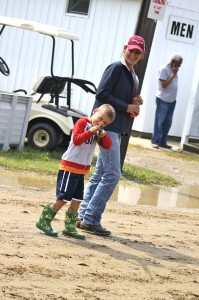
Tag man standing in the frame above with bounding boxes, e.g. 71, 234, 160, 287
151, 53, 183, 149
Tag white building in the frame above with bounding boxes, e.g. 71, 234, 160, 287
133, 0, 199, 150
0, 0, 199, 147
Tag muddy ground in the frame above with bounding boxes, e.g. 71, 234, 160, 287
0, 145, 199, 300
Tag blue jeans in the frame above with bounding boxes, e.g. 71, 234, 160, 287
151, 97, 176, 145
78, 131, 121, 225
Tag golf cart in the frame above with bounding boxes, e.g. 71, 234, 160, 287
0, 16, 96, 150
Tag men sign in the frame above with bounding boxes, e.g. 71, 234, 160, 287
166, 16, 198, 44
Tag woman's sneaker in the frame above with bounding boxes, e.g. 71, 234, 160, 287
80, 221, 111, 236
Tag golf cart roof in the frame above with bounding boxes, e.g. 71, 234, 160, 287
0, 16, 79, 40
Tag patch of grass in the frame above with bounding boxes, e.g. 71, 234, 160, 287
129, 143, 199, 163
0, 146, 63, 175
168, 149, 199, 162
122, 163, 179, 187
0, 146, 179, 187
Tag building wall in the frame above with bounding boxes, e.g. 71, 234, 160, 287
0, 0, 142, 115
133, 0, 199, 137
1, 0, 198, 138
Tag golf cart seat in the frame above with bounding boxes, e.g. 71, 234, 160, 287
33, 75, 97, 109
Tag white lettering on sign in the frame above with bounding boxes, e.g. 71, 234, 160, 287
166, 16, 198, 44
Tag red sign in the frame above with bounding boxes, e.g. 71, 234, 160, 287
148, 0, 166, 20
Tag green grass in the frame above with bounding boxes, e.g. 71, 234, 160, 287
168, 149, 199, 162
0, 146, 62, 175
0, 145, 179, 187
122, 163, 178, 187
129, 142, 199, 162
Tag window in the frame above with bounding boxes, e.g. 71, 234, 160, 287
66, 0, 90, 16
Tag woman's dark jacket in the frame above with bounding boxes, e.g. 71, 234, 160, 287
93, 61, 138, 135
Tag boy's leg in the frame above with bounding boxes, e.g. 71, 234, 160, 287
59, 172, 85, 239
62, 199, 85, 240
55, 170, 85, 239
36, 199, 66, 237
36, 203, 58, 237
51, 199, 66, 211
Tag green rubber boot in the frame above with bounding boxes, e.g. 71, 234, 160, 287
62, 211, 85, 240
36, 204, 58, 237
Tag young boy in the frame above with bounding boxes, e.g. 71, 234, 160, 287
36, 104, 115, 240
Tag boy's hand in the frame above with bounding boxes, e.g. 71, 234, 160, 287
90, 125, 106, 139
89, 125, 100, 134
97, 129, 106, 139
90, 125, 105, 136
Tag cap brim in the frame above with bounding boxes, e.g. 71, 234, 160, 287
127, 45, 144, 54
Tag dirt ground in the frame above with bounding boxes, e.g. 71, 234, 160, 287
0, 145, 199, 300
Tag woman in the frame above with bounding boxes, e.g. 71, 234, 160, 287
78, 35, 145, 236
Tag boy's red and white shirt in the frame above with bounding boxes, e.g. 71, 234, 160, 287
59, 117, 112, 174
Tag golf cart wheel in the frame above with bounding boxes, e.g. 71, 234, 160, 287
0, 57, 10, 76
27, 123, 59, 151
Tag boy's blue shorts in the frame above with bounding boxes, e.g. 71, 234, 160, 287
56, 170, 84, 202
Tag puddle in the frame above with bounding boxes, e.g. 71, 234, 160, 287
0, 170, 56, 191
110, 182, 199, 209
0, 170, 199, 209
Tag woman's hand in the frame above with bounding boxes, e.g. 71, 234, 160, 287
127, 103, 140, 117
133, 95, 143, 105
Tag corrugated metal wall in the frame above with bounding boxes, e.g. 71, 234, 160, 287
1, 0, 199, 138
133, 0, 199, 137
0, 0, 142, 115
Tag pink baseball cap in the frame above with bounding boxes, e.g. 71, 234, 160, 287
127, 35, 145, 54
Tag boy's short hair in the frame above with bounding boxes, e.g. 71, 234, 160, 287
98, 104, 116, 120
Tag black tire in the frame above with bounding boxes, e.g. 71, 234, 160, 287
27, 122, 60, 151
0, 57, 10, 76
59, 134, 71, 149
